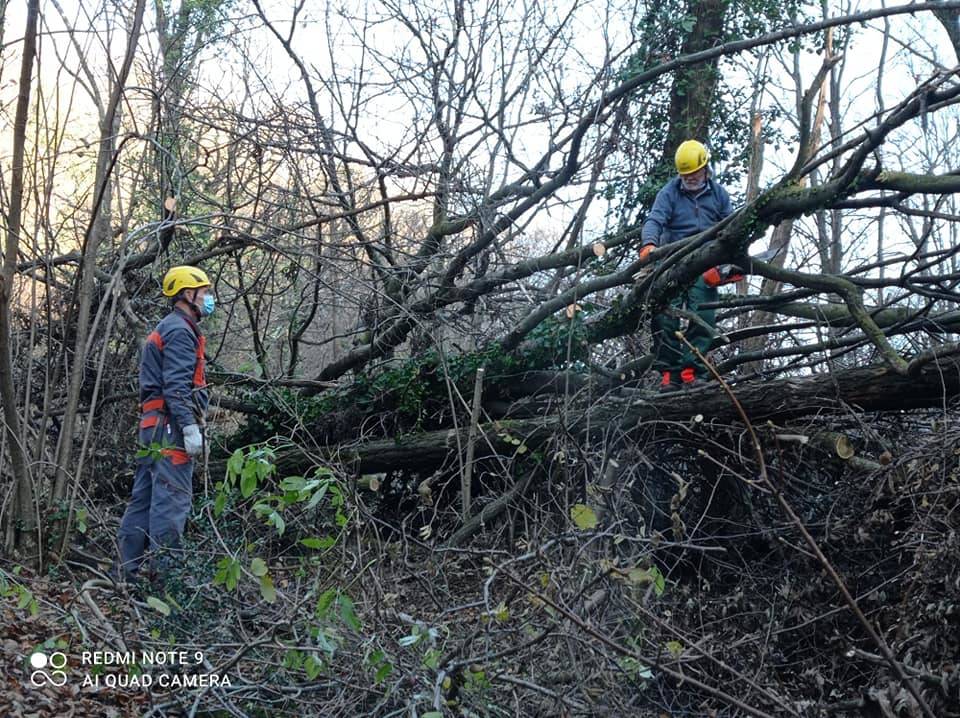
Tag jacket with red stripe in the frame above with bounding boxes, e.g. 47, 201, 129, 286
140, 308, 209, 434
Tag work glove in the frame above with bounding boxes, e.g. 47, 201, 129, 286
183, 424, 204, 458
639, 243, 656, 262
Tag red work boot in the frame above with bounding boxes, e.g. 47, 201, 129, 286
658, 371, 679, 393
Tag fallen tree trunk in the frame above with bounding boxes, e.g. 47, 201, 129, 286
340, 356, 960, 472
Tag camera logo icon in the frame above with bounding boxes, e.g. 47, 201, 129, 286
29, 651, 68, 687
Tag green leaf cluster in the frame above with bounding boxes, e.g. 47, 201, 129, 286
229, 295, 597, 446
211, 444, 348, 611
0, 570, 38, 616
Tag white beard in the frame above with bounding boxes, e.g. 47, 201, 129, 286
681, 178, 706, 192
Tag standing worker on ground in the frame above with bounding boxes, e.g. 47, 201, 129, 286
116, 265, 214, 583
639, 140, 740, 392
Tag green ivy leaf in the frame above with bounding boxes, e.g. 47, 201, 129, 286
240, 465, 257, 498
280, 476, 306, 491
338, 594, 361, 631
374, 662, 393, 684
255, 459, 274, 481
570, 503, 598, 530
304, 654, 322, 680
227, 563, 240, 591
649, 565, 666, 596
227, 449, 244, 481
250, 558, 268, 577
146, 596, 171, 616
306, 482, 329, 509
214, 557, 241, 591
300, 537, 334, 550
16, 587, 32, 610
627, 566, 666, 596
316, 588, 337, 619
259, 574, 277, 604
422, 649, 440, 669
284, 649, 303, 670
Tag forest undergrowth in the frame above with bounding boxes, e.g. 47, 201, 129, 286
2, 409, 958, 718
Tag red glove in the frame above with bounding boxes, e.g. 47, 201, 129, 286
702, 267, 722, 287
639, 243, 655, 262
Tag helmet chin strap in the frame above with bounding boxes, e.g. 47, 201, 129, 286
179, 290, 203, 321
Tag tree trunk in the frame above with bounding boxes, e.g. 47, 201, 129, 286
0, 0, 39, 559
932, 4, 960, 61
663, 0, 727, 155
340, 357, 960, 473
50, 0, 146, 520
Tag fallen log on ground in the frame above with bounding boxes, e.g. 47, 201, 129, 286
339, 355, 960, 473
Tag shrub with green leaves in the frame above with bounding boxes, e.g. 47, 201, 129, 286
209, 443, 348, 604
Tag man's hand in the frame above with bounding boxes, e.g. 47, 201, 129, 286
639, 243, 656, 262
183, 424, 204, 458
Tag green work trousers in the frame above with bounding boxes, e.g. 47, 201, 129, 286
651, 275, 718, 376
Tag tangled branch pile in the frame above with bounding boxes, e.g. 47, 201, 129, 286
4, 387, 958, 717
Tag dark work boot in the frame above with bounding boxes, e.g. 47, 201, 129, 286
107, 563, 145, 600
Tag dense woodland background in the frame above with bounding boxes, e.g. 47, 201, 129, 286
2, 0, 960, 715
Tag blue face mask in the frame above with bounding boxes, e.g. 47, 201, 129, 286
201, 294, 216, 317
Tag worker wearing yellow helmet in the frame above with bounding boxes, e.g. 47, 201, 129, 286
638, 140, 739, 392
116, 265, 214, 586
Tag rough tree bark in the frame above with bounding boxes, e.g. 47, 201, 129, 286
0, 0, 40, 558
342, 355, 960, 473
663, 0, 727, 156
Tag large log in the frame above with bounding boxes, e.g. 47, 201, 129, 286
340, 356, 960, 472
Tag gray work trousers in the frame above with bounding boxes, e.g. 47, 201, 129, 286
117, 419, 194, 579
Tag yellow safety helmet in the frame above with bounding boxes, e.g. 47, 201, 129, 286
674, 140, 710, 175
162, 265, 211, 297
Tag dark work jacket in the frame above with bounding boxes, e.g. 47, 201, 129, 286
641, 176, 733, 246
139, 308, 209, 435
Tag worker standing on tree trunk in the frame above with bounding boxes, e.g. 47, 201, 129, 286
640, 140, 740, 392
115, 265, 213, 584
